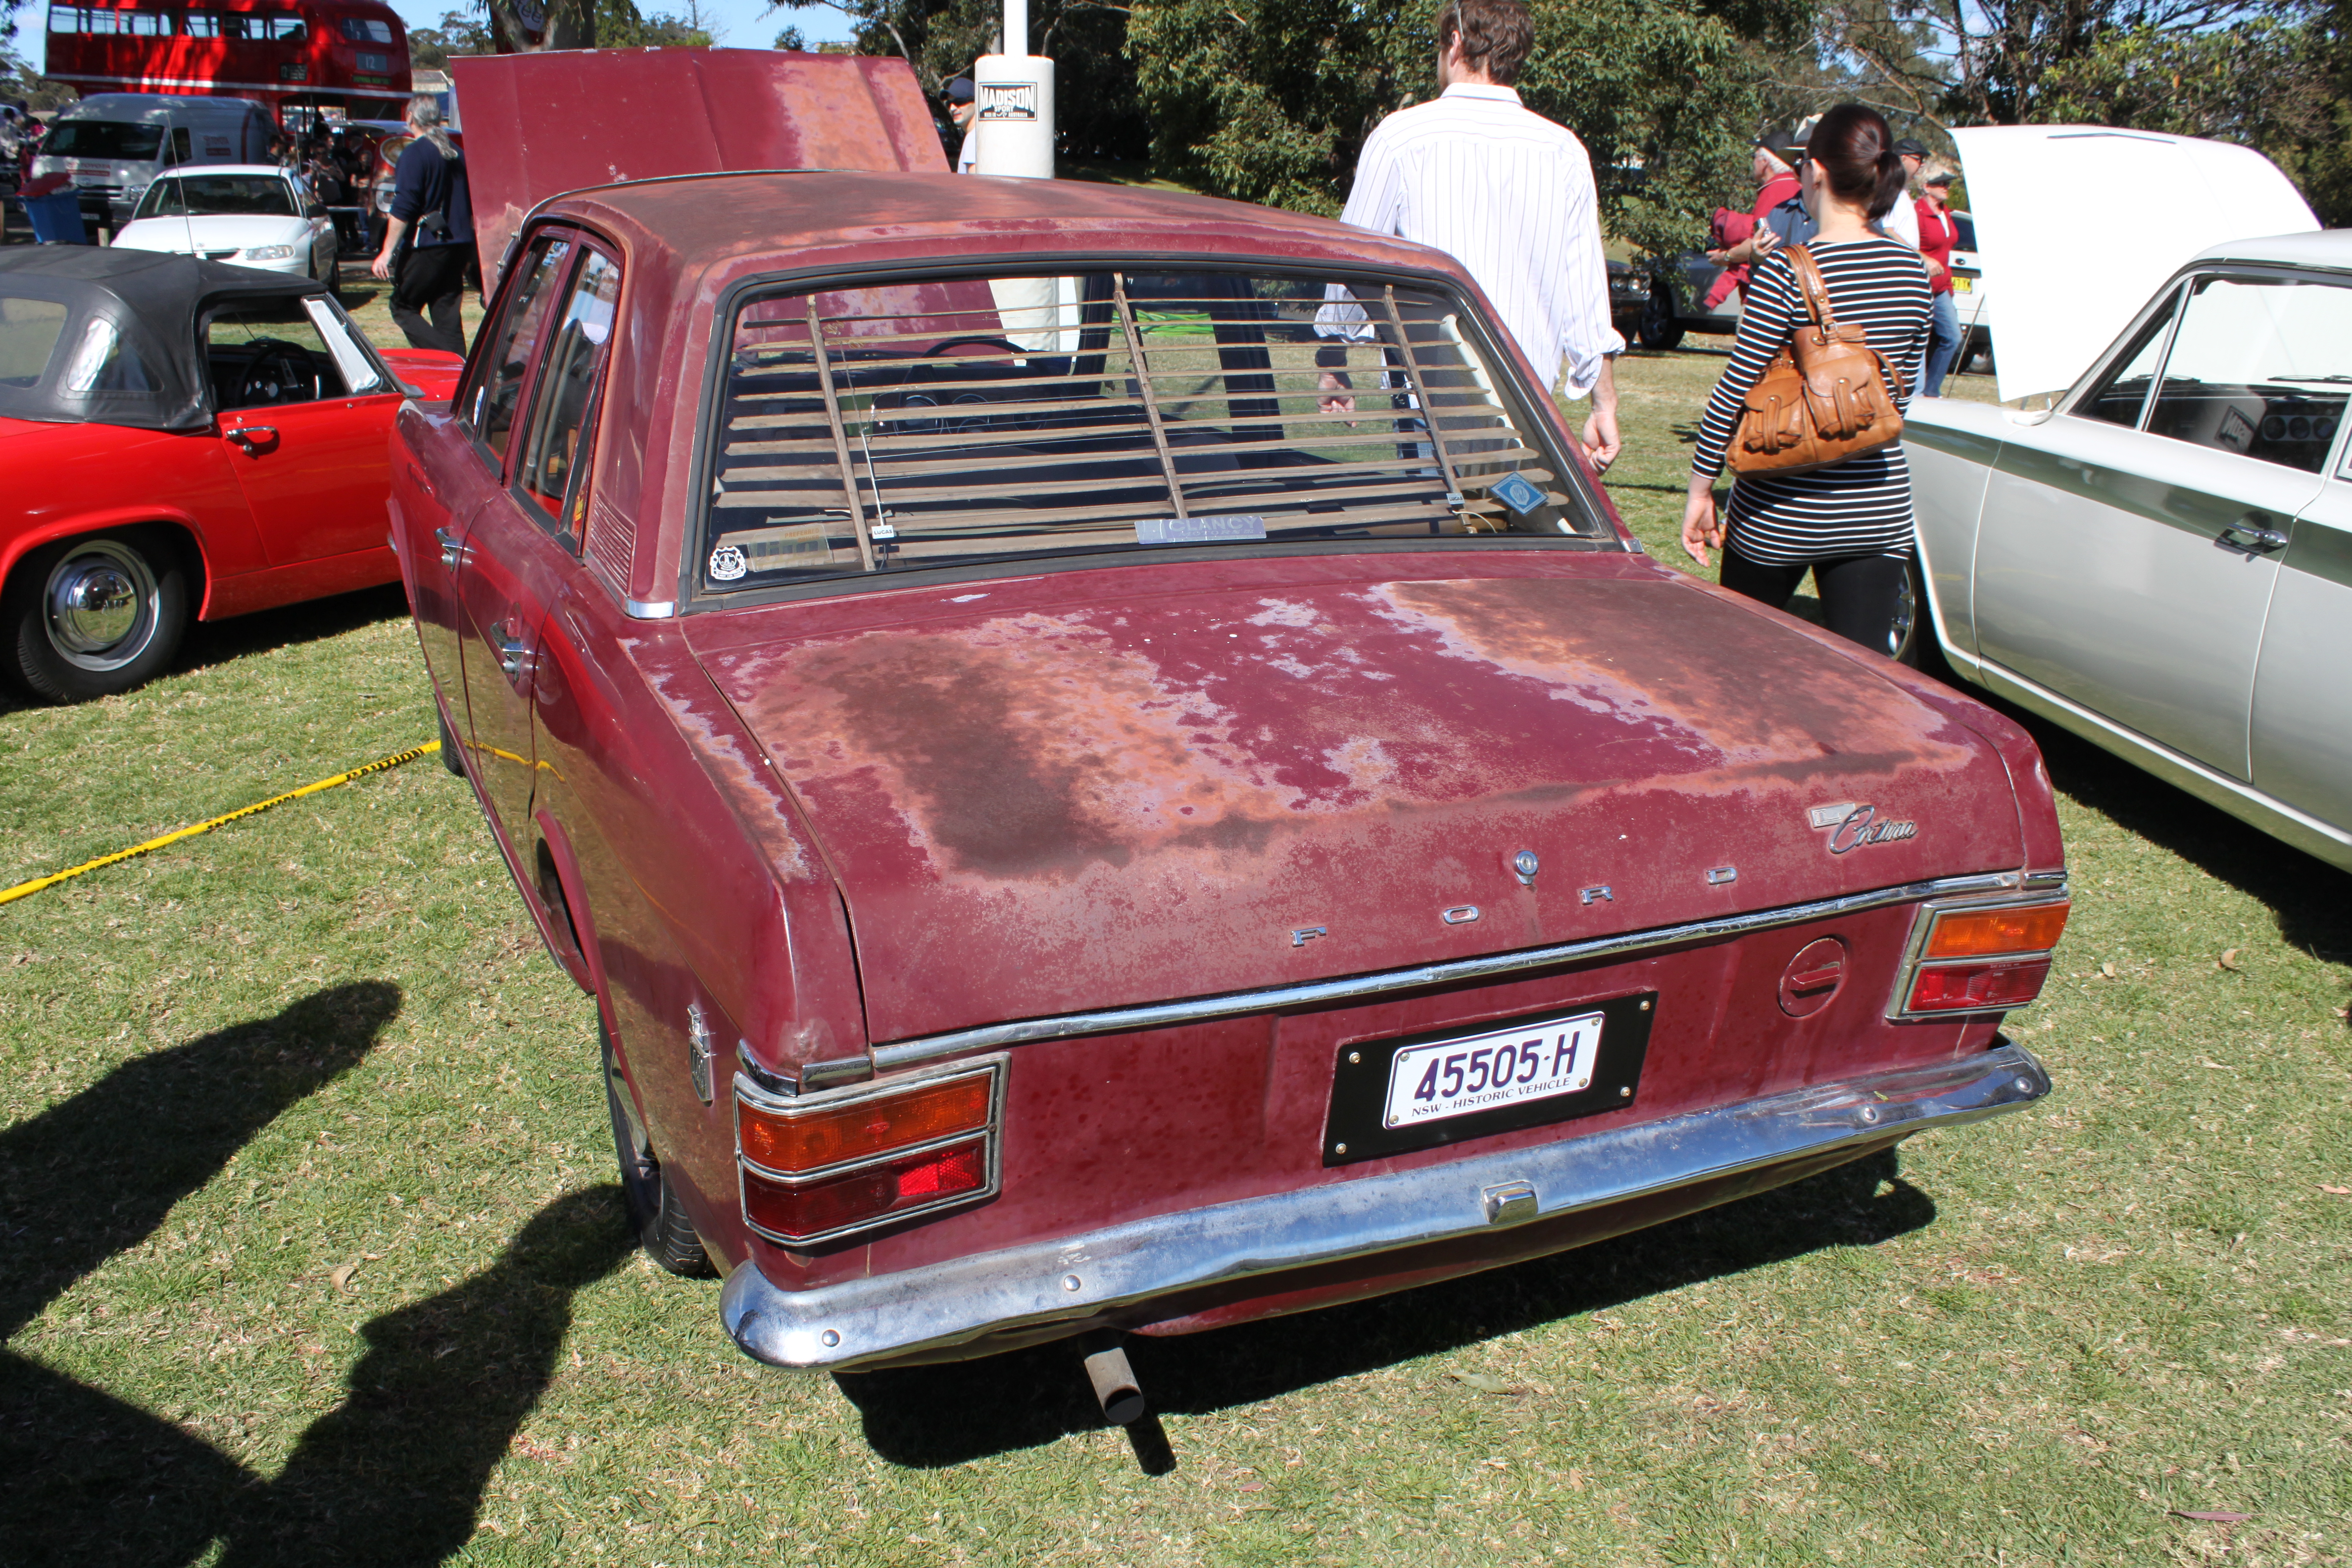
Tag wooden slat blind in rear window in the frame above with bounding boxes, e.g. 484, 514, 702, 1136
698, 268, 1600, 590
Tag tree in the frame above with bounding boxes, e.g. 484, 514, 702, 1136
769, 0, 1152, 159
1125, 0, 1810, 255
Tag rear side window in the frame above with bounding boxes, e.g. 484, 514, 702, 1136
464, 236, 573, 462
0, 295, 69, 388
515, 248, 621, 541
697, 266, 1600, 593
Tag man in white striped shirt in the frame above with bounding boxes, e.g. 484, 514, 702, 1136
1318, 0, 1624, 471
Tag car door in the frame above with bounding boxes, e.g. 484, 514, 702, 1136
209, 294, 406, 565
2247, 342, 2352, 846
451, 232, 586, 854
1972, 272, 2329, 778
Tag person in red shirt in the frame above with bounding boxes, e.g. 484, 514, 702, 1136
1916, 161, 1963, 394
1703, 132, 1803, 309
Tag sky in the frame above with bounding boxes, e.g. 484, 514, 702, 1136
381, 0, 862, 51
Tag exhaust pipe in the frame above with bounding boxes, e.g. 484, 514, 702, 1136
1078, 1331, 1145, 1425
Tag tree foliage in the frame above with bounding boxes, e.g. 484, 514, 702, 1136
772, 0, 1149, 158
1126, 0, 1805, 256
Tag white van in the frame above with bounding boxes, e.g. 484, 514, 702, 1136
29, 94, 276, 233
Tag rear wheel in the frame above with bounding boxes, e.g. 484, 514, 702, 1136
0, 529, 190, 702
1890, 554, 1951, 676
603, 1019, 715, 1277
1638, 285, 1685, 351
437, 703, 465, 776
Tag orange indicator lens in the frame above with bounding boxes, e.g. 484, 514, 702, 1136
1925, 901, 2069, 960
739, 1071, 991, 1175
742, 1137, 988, 1242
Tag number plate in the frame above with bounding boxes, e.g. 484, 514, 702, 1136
1954, 278, 1973, 293
1322, 992, 1655, 1167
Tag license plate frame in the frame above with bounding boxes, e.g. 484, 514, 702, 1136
1321, 991, 1657, 1167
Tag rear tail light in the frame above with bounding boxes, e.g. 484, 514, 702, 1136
735, 1057, 1002, 1246
1889, 891, 2068, 1019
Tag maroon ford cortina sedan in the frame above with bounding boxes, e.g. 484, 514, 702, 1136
389, 170, 2069, 1393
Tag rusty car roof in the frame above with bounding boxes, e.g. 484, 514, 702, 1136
527, 171, 1486, 295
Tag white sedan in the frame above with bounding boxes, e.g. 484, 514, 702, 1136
1909, 227, 2351, 873
110, 165, 340, 284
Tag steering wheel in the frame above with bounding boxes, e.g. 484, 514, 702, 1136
923, 335, 1030, 361
234, 339, 319, 408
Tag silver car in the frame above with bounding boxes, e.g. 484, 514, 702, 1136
1908, 231, 2352, 873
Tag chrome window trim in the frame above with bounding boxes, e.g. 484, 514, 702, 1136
1882, 888, 2071, 1021
723, 1041, 2054, 1372
869, 870, 2031, 1074
734, 1055, 1005, 1247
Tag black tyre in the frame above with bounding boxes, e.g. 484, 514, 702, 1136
437, 703, 466, 776
0, 528, 190, 702
603, 1019, 715, 1277
1638, 285, 1685, 351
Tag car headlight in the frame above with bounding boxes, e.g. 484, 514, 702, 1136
242, 245, 298, 261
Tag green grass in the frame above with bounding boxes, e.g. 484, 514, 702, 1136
2, 340, 2348, 1567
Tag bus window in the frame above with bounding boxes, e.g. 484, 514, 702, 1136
340, 16, 395, 41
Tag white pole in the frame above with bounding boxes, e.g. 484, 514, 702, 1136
974, 0, 1052, 178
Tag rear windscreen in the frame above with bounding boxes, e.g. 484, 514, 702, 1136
0, 295, 69, 387
136, 174, 296, 219
44, 120, 164, 160
698, 267, 1603, 593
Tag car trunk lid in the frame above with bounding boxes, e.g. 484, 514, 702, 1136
687, 560, 2026, 1044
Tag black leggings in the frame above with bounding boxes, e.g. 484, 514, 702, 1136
1719, 550, 1909, 654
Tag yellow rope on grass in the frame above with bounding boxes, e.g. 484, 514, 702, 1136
0, 740, 441, 908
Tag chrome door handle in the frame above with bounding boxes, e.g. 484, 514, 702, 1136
226, 425, 277, 450
2215, 516, 2289, 558
495, 620, 531, 680
435, 526, 465, 570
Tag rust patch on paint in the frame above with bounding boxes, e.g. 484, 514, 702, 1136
712, 575, 1975, 890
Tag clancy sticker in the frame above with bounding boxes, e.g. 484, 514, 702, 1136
708, 544, 749, 582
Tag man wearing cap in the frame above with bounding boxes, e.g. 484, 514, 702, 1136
1881, 137, 1929, 249
1915, 161, 1963, 393
946, 76, 979, 173
1705, 131, 1805, 294
1318, 0, 1623, 472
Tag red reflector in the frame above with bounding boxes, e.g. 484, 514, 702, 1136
742, 1136, 988, 1243
1907, 956, 2052, 1013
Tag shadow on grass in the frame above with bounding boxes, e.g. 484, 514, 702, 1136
838, 1145, 1929, 1469
0, 982, 637, 1566
173, 582, 413, 680
1985, 702, 2352, 973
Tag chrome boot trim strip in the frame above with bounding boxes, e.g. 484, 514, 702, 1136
722, 1041, 2051, 1372
871, 871, 2032, 1071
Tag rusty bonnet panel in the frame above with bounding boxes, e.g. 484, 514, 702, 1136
685, 551, 2026, 1043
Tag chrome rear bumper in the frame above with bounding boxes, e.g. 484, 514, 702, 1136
722, 1042, 2050, 1372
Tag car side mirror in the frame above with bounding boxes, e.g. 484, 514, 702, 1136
306, 202, 328, 218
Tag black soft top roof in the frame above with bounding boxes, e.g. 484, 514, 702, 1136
0, 246, 328, 432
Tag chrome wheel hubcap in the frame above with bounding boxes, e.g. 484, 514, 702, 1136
44, 541, 158, 671
1887, 569, 1916, 660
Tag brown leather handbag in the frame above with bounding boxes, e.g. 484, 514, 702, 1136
1728, 246, 1906, 476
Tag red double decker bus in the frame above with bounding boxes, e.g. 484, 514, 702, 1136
43, 0, 413, 126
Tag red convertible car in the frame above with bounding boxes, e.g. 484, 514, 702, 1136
0, 247, 461, 701
392, 169, 2070, 1405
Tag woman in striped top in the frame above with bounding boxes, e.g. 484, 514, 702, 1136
1681, 104, 1932, 654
